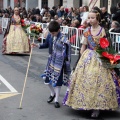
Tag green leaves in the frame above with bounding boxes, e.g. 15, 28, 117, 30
26, 33, 39, 39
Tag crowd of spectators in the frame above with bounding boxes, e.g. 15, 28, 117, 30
0, 4, 120, 33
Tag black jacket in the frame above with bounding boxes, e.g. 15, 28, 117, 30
112, 9, 120, 24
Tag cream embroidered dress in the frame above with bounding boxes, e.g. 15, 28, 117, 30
2, 16, 30, 54
63, 27, 120, 110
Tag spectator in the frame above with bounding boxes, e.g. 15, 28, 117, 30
49, 6, 56, 19
109, 21, 120, 33
101, 7, 111, 29
110, 6, 117, 21
81, 6, 89, 25
57, 6, 65, 18
67, 7, 74, 20
112, 2, 120, 24
54, 14, 59, 21
34, 7, 40, 15
79, 6, 84, 18
71, 11, 81, 24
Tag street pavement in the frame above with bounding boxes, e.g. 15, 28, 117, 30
0, 33, 120, 120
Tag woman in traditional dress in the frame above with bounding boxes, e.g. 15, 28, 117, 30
2, 6, 30, 54
63, 10, 120, 118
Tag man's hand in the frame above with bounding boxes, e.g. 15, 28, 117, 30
31, 43, 39, 48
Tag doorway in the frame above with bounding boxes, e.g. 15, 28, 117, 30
100, 0, 108, 9
79, 0, 82, 6
60, 0, 63, 6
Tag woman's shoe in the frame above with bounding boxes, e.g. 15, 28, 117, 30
47, 95, 55, 103
91, 110, 100, 118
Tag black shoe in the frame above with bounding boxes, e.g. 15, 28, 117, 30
47, 95, 55, 103
54, 102, 60, 108
91, 110, 100, 118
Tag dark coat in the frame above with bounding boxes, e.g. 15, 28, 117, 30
39, 32, 53, 54
112, 9, 120, 24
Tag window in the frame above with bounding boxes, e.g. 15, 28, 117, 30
60, 0, 63, 6
100, 0, 108, 9
8, 0, 10, 6
112, 0, 119, 7
42, 0, 48, 8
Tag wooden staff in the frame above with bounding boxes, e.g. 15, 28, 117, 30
19, 36, 35, 109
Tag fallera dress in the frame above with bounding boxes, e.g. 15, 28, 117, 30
2, 15, 30, 54
63, 27, 120, 110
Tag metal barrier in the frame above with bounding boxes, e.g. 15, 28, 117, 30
78, 28, 84, 50
28, 22, 49, 44
60, 26, 84, 55
41, 23, 49, 43
2, 18, 9, 31
0, 18, 2, 33
109, 31, 120, 53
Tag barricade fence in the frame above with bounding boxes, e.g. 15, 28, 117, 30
0, 17, 2, 33
1, 18, 120, 55
60, 26, 84, 55
109, 31, 120, 53
1, 18, 10, 31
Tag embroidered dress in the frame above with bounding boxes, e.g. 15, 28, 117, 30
2, 16, 30, 54
63, 27, 120, 110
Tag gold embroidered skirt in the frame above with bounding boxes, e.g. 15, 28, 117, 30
64, 49, 119, 110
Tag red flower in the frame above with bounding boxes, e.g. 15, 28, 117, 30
102, 52, 120, 64
102, 52, 114, 59
114, 55, 120, 63
100, 38, 109, 48
21, 19, 24, 23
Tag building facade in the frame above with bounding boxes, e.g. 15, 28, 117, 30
0, 0, 119, 13
0, 0, 3, 9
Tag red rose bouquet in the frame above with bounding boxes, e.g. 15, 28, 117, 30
96, 37, 120, 68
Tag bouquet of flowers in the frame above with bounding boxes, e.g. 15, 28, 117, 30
30, 24, 43, 35
27, 23, 43, 39
21, 19, 30, 30
96, 37, 120, 68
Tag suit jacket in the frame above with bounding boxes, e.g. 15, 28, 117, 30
39, 32, 54, 54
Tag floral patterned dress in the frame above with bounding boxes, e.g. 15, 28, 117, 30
63, 27, 120, 110
2, 16, 30, 54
